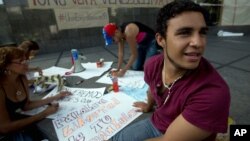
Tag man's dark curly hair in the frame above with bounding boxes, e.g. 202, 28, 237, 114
156, 0, 209, 37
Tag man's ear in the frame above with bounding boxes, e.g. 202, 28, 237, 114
155, 33, 166, 48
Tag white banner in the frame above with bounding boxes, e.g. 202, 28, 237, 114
28, 0, 172, 9
54, 8, 109, 30
221, 0, 250, 25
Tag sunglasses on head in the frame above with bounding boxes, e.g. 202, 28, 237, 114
11, 60, 28, 65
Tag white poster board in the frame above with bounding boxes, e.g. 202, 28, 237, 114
21, 86, 106, 119
35, 66, 69, 77
120, 84, 148, 102
96, 70, 145, 89
35, 62, 113, 79
70, 62, 113, 79
52, 92, 142, 141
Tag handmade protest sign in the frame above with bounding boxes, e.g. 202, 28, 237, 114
21, 86, 105, 119
96, 70, 145, 89
52, 92, 142, 141
34, 66, 69, 77
120, 84, 148, 102
71, 61, 113, 79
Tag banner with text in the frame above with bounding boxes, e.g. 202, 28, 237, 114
52, 92, 142, 141
28, 0, 173, 9
221, 0, 250, 25
54, 8, 109, 30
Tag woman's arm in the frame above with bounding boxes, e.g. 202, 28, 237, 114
117, 40, 125, 71
22, 76, 70, 110
0, 93, 58, 134
124, 37, 137, 71
23, 91, 71, 111
118, 23, 139, 76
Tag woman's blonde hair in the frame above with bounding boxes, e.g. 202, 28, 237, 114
0, 47, 25, 75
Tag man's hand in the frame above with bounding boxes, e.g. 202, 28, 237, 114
133, 101, 152, 113
117, 69, 126, 77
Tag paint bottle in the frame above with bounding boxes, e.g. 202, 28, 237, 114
111, 71, 119, 93
96, 58, 104, 68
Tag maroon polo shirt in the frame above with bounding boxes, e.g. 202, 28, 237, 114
144, 53, 230, 141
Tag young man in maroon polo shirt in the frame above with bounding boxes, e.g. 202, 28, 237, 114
109, 0, 230, 141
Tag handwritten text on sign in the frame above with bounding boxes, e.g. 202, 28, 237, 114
52, 92, 142, 141
54, 8, 108, 30
21, 86, 106, 119
28, 0, 171, 9
60, 87, 105, 105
